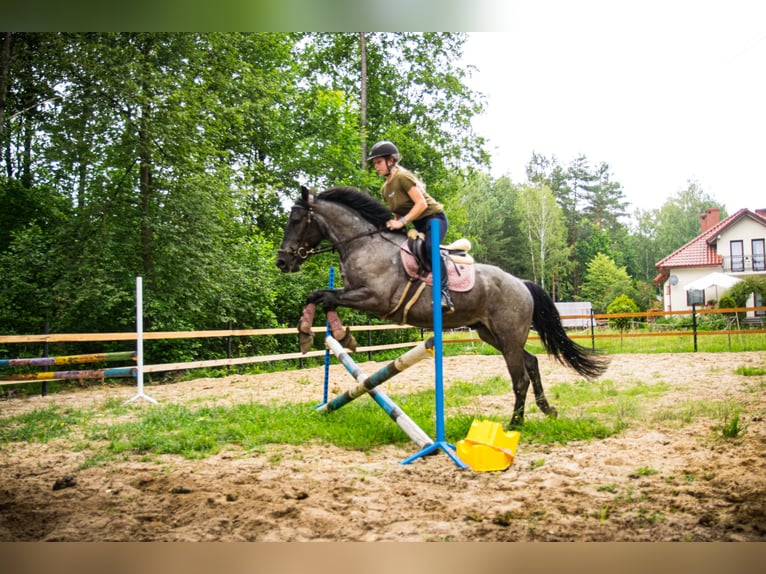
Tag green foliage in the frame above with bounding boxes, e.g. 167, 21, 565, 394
581, 253, 635, 313
515, 184, 571, 294
0, 32, 487, 363
735, 365, 766, 376
718, 295, 737, 310
726, 276, 766, 307
526, 153, 630, 298
607, 294, 640, 331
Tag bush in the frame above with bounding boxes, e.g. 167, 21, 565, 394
607, 294, 640, 332
718, 295, 736, 310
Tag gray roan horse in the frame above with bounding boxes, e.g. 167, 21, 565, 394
276, 186, 608, 427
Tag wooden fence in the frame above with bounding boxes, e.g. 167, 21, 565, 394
1, 307, 765, 391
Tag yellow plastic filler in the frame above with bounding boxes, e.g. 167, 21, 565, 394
456, 419, 520, 472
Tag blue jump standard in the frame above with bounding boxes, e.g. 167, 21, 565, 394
401, 219, 469, 469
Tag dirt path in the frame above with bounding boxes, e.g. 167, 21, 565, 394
1, 352, 764, 541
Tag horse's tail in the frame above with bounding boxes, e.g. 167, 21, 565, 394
524, 280, 608, 379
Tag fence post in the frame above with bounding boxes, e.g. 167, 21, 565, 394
590, 309, 595, 352
692, 303, 698, 352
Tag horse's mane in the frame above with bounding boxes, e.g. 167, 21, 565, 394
316, 187, 393, 228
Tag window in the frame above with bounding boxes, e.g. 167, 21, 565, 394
756, 292, 765, 317
753, 239, 765, 271
730, 240, 744, 272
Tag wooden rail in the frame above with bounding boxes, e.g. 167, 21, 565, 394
2, 306, 764, 388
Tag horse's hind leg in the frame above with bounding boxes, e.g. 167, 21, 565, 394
474, 323, 530, 427
525, 350, 558, 418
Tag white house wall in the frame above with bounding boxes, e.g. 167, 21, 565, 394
664, 267, 718, 312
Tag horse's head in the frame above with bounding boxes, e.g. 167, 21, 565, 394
276, 187, 325, 273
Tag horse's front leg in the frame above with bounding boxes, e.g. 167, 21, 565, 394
300, 289, 359, 352
297, 302, 317, 354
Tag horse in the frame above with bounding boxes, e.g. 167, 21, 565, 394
276, 186, 608, 426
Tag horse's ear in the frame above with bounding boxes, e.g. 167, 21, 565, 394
300, 186, 309, 202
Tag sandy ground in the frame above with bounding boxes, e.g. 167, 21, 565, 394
0, 351, 765, 542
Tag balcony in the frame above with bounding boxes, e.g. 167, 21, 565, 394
721, 255, 766, 273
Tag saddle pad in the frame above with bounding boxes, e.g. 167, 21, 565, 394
400, 242, 476, 292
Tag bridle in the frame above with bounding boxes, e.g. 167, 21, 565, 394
278, 201, 394, 263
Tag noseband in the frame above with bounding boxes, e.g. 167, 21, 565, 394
279, 199, 393, 263
277, 203, 335, 260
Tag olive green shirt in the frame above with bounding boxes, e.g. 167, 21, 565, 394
380, 168, 443, 220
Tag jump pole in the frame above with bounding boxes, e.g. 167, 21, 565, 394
401, 219, 469, 468
125, 276, 157, 405
318, 335, 434, 412
320, 336, 434, 449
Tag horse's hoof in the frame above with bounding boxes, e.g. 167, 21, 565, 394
299, 332, 314, 354
507, 416, 523, 429
546, 407, 559, 419
338, 328, 357, 352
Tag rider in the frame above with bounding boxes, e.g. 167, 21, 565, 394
367, 140, 454, 313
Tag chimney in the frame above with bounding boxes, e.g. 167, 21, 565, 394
700, 208, 720, 233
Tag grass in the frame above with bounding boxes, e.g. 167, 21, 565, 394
735, 365, 766, 376
0, 356, 755, 464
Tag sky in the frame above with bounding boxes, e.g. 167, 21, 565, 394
460, 1, 766, 216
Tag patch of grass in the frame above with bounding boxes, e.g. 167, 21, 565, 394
735, 365, 766, 376
0, 364, 704, 463
652, 399, 717, 426
0, 406, 91, 444
652, 398, 748, 437
715, 404, 747, 439
597, 483, 619, 493
634, 466, 659, 477
518, 415, 618, 444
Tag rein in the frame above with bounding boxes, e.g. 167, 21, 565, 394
279, 225, 392, 262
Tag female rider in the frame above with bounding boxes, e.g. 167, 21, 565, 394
367, 140, 454, 313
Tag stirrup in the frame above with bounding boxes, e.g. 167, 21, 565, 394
441, 292, 455, 314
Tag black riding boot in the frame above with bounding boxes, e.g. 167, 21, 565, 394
439, 256, 454, 314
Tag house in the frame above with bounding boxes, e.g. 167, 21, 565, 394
654, 207, 766, 316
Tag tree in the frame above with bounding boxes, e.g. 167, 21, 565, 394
524, 152, 630, 299
652, 179, 727, 258
298, 33, 488, 191
580, 253, 635, 313
0, 33, 490, 360
515, 184, 570, 295
607, 294, 640, 332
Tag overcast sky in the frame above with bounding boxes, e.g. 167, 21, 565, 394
460, 1, 766, 216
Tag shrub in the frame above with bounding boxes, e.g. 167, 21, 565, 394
607, 294, 640, 332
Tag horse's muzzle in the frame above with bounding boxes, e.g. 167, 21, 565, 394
275, 254, 301, 273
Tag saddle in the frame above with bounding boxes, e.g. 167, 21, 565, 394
401, 229, 475, 292
382, 231, 475, 324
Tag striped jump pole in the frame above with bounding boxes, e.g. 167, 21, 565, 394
320, 335, 434, 449
1, 367, 136, 382
0, 351, 135, 368
318, 336, 434, 412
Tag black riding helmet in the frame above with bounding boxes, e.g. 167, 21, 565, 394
366, 140, 400, 162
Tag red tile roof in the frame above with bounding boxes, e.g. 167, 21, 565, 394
655, 208, 761, 273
